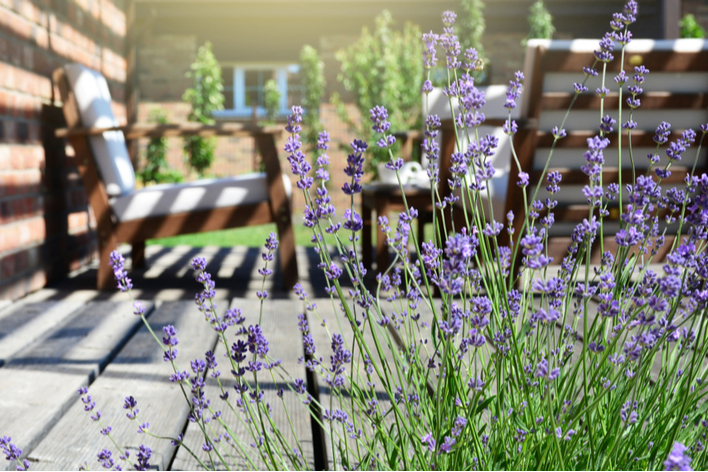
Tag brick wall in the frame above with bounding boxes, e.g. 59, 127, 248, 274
137, 33, 195, 102
0, 0, 126, 300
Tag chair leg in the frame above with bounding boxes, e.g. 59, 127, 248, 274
276, 209, 299, 290
132, 241, 146, 269
362, 197, 374, 273
97, 235, 119, 291
375, 199, 390, 273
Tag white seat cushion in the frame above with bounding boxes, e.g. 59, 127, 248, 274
111, 173, 292, 222
64, 63, 135, 197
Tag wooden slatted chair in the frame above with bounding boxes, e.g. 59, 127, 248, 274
54, 64, 298, 290
435, 39, 708, 264
502, 38, 708, 263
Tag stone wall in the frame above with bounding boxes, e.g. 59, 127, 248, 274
0, 0, 126, 300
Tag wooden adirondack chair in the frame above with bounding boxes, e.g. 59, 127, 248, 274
436, 39, 708, 264
503, 38, 708, 262
53, 64, 298, 290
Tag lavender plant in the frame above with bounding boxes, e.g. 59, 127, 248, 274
4, 2, 708, 471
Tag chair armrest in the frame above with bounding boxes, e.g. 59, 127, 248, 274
55, 122, 283, 139
440, 117, 538, 130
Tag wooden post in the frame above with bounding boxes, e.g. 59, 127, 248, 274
256, 133, 299, 289
54, 69, 119, 290
124, 0, 139, 167
663, 0, 681, 40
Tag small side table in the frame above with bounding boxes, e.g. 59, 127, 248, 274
361, 183, 434, 273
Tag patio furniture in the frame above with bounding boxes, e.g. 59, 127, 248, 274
433, 40, 708, 263
53, 64, 298, 290
502, 38, 708, 262
361, 184, 432, 272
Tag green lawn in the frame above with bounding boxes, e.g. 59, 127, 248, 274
146, 223, 336, 247
147, 221, 436, 248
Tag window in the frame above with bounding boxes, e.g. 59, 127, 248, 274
214, 64, 303, 118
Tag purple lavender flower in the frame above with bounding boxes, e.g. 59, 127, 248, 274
109, 251, 132, 292
439, 436, 456, 454
162, 325, 178, 362
664, 442, 693, 471
463, 47, 480, 71
452, 416, 467, 437
0, 437, 29, 471
342, 139, 367, 195
317, 131, 330, 150
600, 115, 617, 134
135, 444, 152, 471
421, 432, 436, 452
505, 71, 524, 110
97, 449, 114, 469
369, 105, 391, 134
133, 302, 145, 317
422, 32, 439, 69
284, 107, 313, 189
517, 172, 530, 187
654, 122, 672, 145
594, 32, 616, 63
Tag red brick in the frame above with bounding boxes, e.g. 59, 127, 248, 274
67, 210, 88, 232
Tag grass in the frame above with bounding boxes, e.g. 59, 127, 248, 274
146, 222, 336, 248
147, 221, 436, 248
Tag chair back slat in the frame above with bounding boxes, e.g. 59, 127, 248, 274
63, 63, 135, 197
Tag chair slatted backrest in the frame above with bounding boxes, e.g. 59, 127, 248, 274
505, 39, 708, 261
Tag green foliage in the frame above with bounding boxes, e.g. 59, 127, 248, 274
136, 109, 184, 185
334, 10, 423, 176
183, 135, 216, 177
300, 45, 326, 154
457, 0, 486, 61
182, 41, 224, 176
525, 0, 555, 44
680, 13, 706, 39
263, 79, 281, 124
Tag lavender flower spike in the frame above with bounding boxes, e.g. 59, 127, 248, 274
0, 437, 30, 471
664, 443, 693, 471
109, 250, 132, 292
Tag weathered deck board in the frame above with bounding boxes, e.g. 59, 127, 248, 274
305, 298, 417, 470
27, 301, 221, 471
0, 300, 85, 367
0, 300, 152, 471
171, 299, 315, 471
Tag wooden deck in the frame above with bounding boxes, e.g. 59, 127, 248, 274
0, 244, 654, 471
0, 245, 340, 471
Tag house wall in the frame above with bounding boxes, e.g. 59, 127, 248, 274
0, 0, 127, 300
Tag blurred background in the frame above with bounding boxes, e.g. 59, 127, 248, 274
0, 0, 696, 300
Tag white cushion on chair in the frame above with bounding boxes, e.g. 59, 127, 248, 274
110, 173, 292, 222
64, 63, 135, 197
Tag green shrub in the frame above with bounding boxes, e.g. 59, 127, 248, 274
525, 0, 555, 45
300, 45, 326, 154
333, 10, 423, 177
136, 109, 184, 185
457, 0, 486, 62
263, 79, 281, 124
680, 13, 706, 38
183, 41, 224, 177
